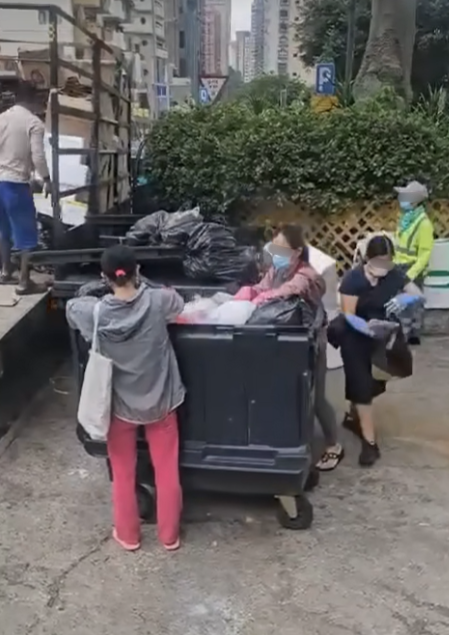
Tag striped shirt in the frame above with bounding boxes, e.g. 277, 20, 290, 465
0, 105, 49, 183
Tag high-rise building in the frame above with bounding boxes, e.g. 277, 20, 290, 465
235, 30, 251, 83
250, 0, 313, 84
178, 0, 202, 98
124, 0, 169, 115
165, 0, 180, 76
201, 0, 231, 76
250, 0, 265, 80
229, 40, 237, 70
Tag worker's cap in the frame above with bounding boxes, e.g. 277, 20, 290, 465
394, 180, 429, 205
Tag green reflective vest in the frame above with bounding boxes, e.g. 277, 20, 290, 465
394, 209, 434, 281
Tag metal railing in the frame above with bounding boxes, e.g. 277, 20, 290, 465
0, 3, 132, 248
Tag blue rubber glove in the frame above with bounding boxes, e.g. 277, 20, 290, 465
385, 294, 423, 317
345, 314, 375, 337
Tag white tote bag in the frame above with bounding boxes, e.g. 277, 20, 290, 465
77, 302, 113, 440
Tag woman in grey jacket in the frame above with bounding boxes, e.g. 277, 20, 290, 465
66, 245, 185, 552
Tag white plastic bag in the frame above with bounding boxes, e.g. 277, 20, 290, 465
208, 300, 256, 325
210, 292, 234, 305
179, 296, 219, 322
179, 293, 234, 323
77, 302, 113, 440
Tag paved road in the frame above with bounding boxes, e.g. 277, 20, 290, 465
1, 340, 449, 635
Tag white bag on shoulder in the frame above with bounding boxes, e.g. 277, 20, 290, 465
77, 302, 113, 440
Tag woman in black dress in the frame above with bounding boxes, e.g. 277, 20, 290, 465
338, 235, 422, 467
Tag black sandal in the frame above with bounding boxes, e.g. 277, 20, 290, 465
316, 447, 345, 472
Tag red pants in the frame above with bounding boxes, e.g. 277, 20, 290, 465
107, 411, 182, 546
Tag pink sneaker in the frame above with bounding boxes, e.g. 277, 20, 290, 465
163, 538, 180, 552
112, 528, 140, 552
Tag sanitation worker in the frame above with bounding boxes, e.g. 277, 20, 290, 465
393, 180, 434, 345
0, 80, 51, 294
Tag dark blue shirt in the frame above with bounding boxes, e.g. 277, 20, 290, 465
340, 265, 408, 321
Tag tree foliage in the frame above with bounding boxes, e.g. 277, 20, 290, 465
231, 75, 310, 113
297, 0, 371, 79
144, 99, 449, 216
297, 0, 449, 96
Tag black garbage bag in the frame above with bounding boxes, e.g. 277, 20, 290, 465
160, 208, 203, 245
126, 207, 202, 247
183, 222, 259, 283
247, 296, 316, 326
372, 329, 413, 381
125, 210, 170, 246
76, 276, 162, 298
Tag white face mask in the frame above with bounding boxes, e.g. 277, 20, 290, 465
366, 260, 391, 278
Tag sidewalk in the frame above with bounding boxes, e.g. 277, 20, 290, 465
327, 337, 449, 452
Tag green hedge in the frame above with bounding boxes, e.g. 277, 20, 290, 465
143, 101, 449, 216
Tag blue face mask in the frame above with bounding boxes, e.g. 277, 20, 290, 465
399, 201, 414, 213
272, 254, 291, 270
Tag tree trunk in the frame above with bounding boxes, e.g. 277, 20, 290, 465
354, 0, 417, 101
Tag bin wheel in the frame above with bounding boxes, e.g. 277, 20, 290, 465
276, 494, 313, 530
136, 484, 156, 523
304, 468, 320, 492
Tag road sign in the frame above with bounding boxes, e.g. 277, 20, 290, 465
199, 86, 210, 104
200, 75, 228, 103
315, 63, 336, 96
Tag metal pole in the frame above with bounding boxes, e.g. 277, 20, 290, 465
191, 0, 201, 103
345, 0, 357, 90
48, 6, 62, 249
151, 8, 158, 118
91, 41, 101, 215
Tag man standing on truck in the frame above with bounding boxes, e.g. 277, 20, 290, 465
0, 80, 52, 294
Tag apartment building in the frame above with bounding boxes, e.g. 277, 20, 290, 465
0, 0, 132, 56
201, 0, 231, 76
250, 0, 313, 84
235, 30, 251, 83
123, 0, 169, 114
229, 40, 237, 70
165, 0, 180, 75
0, 0, 77, 57
250, 0, 264, 80
178, 0, 202, 97
0, 0, 171, 114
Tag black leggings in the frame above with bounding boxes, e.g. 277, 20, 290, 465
340, 329, 386, 405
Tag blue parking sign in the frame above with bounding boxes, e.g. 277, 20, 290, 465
199, 86, 210, 104
315, 63, 336, 96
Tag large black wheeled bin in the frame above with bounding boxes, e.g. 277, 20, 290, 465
72, 287, 320, 530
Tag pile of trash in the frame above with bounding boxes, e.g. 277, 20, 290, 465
126, 208, 258, 284
177, 293, 316, 327
76, 279, 316, 328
